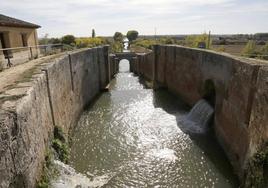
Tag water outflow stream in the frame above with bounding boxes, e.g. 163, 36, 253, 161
179, 99, 214, 134
67, 60, 238, 187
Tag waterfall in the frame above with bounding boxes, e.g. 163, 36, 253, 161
179, 99, 214, 134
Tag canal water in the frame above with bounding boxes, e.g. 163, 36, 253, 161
68, 60, 238, 187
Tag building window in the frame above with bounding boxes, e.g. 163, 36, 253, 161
21, 33, 28, 47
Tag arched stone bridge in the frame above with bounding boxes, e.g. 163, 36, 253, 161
111, 52, 138, 72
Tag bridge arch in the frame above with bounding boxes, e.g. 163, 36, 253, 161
114, 52, 137, 72
119, 59, 130, 72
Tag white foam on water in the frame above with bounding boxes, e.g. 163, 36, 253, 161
179, 99, 214, 134
146, 148, 178, 162
52, 160, 113, 188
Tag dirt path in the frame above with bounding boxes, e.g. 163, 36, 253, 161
0, 53, 65, 93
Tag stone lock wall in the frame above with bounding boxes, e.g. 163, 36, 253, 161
133, 45, 268, 185
0, 46, 118, 187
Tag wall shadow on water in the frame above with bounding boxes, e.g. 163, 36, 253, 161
151, 88, 239, 187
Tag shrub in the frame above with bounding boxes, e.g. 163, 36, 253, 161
185, 33, 211, 48
242, 40, 258, 58
260, 43, 268, 60
75, 37, 108, 48
113, 32, 124, 42
52, 139, 70, 163
61, 35, 76, 46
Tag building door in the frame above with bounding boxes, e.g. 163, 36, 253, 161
0, 32, 12, 58
0, 32, 8, 57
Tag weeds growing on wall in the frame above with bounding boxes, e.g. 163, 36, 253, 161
36, 126, 70, 187
245, 144, 268, 188
36, 150, 59, 188
52, 126, 70, 163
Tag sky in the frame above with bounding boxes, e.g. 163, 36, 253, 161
1, 0, 268, 38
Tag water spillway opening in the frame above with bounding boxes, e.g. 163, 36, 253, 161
179, 99, 214, 134
178, 79, 216, 134
55, 63, 238, 187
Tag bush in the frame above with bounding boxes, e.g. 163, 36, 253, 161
75, 37, 108, 48
242, 40, 258, 58
185, 33, 211, 48
111, 42, 124, 53
133, 39, 157, 49
113, 32, 124, 42
52, 139, 69, 163
61, 35, 75, 46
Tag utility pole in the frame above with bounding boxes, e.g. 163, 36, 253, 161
154, 27, 157, 41
207, 30, 211, 49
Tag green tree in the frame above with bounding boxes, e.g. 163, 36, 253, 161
113, 32, 124, 42
48, 38, 61, 44
92, 29, 96, 38
242, 40, 258, 57
61, 35, 75, 46
126, 30, 139, 42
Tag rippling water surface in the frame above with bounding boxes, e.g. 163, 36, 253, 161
69, 60, 238, 187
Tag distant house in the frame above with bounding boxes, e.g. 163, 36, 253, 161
0, 14, 40, 69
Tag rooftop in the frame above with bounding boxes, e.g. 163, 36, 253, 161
0, 14, 40, 29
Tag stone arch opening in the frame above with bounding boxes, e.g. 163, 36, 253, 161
119, 59, 130, 72
203, 79, 216, 107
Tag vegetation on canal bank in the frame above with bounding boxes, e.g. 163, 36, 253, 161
245, 144, 268, 188
37, 126, 70, 188
39, 31, 268, 60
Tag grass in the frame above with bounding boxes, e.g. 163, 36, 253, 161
37, 126, 70, 187
36, 150, 59, 188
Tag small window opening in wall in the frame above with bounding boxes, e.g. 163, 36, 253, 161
21, 33, 28, 47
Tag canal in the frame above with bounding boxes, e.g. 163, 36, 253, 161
68, 60, 238, 187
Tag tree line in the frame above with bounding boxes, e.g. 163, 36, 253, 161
39, 29, 139, 53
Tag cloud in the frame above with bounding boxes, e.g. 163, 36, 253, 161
1, 0, 267, 37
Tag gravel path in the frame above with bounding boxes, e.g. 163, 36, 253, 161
0, 53, 65, 93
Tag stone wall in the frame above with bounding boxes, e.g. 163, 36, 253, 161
0, 46, 118, 187
133, 45, 268, 185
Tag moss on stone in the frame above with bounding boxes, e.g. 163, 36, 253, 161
52, 139, 70, 163
52, 126, 70, 163
54, 126, 66, 143
245, 144, 268, 188
37, 126, 70, 187
36, 150, 59, 188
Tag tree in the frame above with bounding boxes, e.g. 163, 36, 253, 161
92, 29, 96, 38
113, 32, 123, 42
48, 38, 61, 44
126, 30, 139, 42
61, 35, 75, 46
242, 40, 258, 57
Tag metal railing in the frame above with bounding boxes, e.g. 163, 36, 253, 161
0, 44, 73, 70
